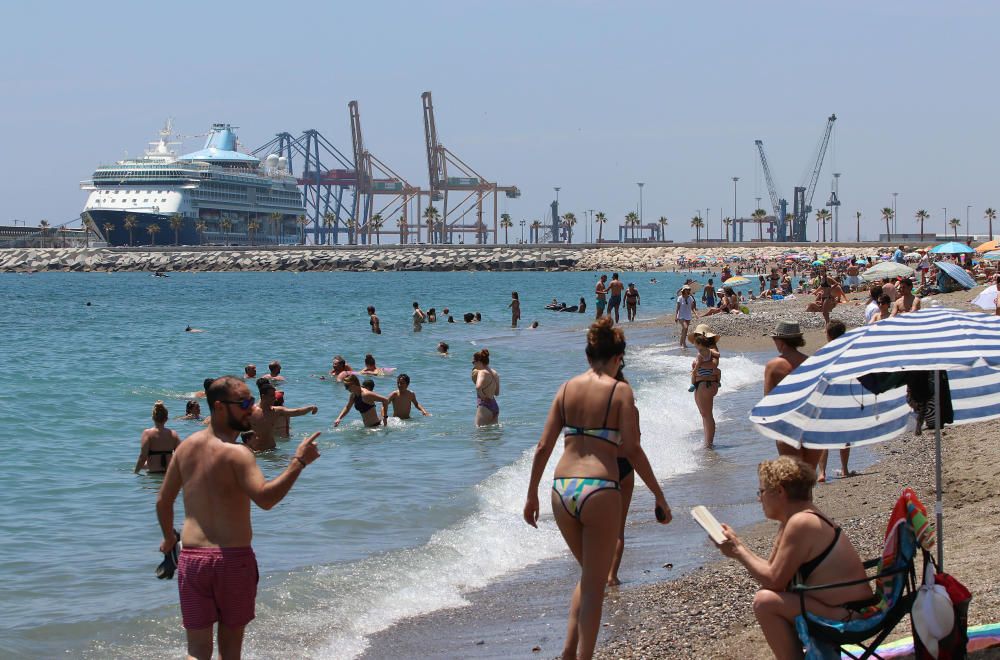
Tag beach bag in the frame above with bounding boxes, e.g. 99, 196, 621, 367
913, 559, 971, 659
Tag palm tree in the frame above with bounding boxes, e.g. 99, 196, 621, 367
195, 221, 207, 245
881, 207, 894, 242
323, 212, 336, 246
657, 216, 669, 242
985, 208, 996, 240
423, 205, 439, 244
102, 222, 114, 245
690, 215, 704, 242
595, 212, 607, 242
146, 222, 160, 246
530, 219, 543, 244
269, 212, 283, 245
948, 217, 961, 238
625, 211, 639, 242
855, 211, 862, 242
722, 217, 733, 242
81, 212, 95, 248
123, 214, 137, 246
561, 212, 577, 243
371, 213, 384, 245
396, 216, 408, 244
169, 213, 184, 246
914, 209, 929, 242
499, 213, 513, 244
345, 218, 357, 245
38, 219, 50, 247
815, 209, 832, 242
752, 208, 768, 241
220, 218, 233, 246
296, 215, 309, 245
247, 220, 260, 246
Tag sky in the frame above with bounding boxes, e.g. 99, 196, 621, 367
1, 0, 997, 242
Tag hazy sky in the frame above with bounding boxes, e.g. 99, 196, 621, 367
1, 0, 997, 241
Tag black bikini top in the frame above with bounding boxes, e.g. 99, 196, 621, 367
794, 511, 841, 583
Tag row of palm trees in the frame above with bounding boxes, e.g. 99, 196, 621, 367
880, 207, 996, 242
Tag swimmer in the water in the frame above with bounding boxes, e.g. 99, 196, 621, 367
472, 348, 500, 426
244, 364, 257, 380
437, 341, 449, 355
193, 377, 214, 399
359, 354, 385, 376
329, 355, 353, 381
184, 325, 205, 333
530, 321, 539, 329
246, 378, 318, 452
334, 374, 390, 428
178, 400, 202, 420
266, 360, 286, 382
387, 374, 430, 419
134, 401, 181, 474
368, 305, 381, 335
509, 292, 521, 328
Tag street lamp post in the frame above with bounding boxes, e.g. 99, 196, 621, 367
731, 177, 739, 243
942, 207, 947, 239
966, 205, 972, 238
637, 182, 644, 227
892, 193, 898, 235
519, 220, 525, 243
706, 208, 711, 240
553, 187, 560, 243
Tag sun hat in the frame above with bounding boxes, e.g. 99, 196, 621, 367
688, 323, 719, 343
771, 320, 803, 339
681, 284, 691, 291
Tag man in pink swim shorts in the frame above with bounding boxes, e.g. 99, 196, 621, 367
157, 376, 321, 659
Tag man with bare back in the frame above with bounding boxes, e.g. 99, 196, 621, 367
244, 378, 319, 452
763, 321, 821, 469
156, 376, 320, 660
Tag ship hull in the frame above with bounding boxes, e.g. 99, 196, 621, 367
84, 210, 297, 247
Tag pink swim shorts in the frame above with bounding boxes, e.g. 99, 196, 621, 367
177, 546, 258, 630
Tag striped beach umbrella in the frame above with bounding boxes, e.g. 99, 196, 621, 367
935, 261, 976, 290
721, 276, 752, 287
981, 250, 1000, 261
749, 308, 1000, 568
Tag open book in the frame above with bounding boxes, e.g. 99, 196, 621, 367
690, 505, 727, 544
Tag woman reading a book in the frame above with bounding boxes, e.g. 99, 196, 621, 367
523, 317, 672, 660
715, 457, 873, 658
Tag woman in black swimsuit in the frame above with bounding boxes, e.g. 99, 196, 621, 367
134, 401, 181, 474
334, 375, 390, 427
716, 457, 873, 658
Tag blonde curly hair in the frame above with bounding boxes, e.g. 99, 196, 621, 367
758, 456, 816, 501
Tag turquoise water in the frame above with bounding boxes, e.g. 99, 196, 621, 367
0, 270, 767, 658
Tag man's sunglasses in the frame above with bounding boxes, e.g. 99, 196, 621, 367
220, 397, 256, 410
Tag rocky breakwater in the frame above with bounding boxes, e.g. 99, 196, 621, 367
0, 246, 588, 273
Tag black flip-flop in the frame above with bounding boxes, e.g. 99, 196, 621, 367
155, 529, 181, 580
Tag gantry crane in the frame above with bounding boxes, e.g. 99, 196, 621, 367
252, 130, 357, 245
349, 100, 428, 244
421, 91, 520, 244
754, 113, 836, 242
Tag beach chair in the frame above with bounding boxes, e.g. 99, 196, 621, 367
791, 488, 936, 660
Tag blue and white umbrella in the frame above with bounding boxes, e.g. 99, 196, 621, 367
750, 308, 1000, 567
935, 261, 977, 290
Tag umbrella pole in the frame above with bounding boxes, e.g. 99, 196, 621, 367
934, 369, 944, 570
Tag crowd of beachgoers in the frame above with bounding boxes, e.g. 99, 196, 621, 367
123, 238, 1000, 660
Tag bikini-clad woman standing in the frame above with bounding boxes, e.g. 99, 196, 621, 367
134, 401, 181, 474
523, 317, 672, 660
472, 349, 500, 426
689, 324, 722, 447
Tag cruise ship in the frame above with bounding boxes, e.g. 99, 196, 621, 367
81, 122, 305, 246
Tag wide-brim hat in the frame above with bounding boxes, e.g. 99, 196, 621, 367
771, 320, 803, 339
688, 323, 719, 342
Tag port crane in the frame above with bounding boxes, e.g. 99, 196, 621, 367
754, 114, 836, 242
252, 130, 358, 245
349, 101, 429, 244
421, 91, 520, 244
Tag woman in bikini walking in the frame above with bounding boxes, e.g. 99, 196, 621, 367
523, 317, 671, 660
472, 348, 500, 426
334, 374, 389, 427
689, 324, 722, 447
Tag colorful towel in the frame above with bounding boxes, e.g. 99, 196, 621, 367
840, 622, 1000, 658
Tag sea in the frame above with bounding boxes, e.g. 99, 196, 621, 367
0, 270, 793, 658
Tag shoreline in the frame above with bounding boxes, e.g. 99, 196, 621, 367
0, 242, 900, 273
